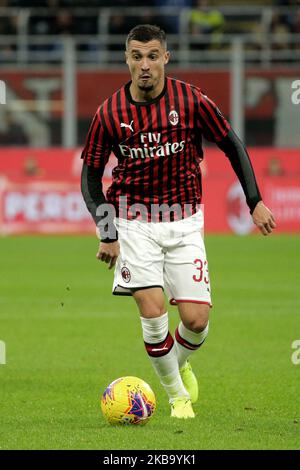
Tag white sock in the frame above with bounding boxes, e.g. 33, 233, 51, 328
141, 312, 189, 402
175, 321, 209, 368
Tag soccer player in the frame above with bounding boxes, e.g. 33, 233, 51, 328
81, 24, 276, 419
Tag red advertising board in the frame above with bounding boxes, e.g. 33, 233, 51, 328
1, 68, 299, 119
1, 69, 299, 148
0, 147, 299, 235
202, 147, 300, 234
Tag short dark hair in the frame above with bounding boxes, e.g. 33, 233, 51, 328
126, 24, 167, 50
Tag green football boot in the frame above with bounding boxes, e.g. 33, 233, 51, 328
170, 397, 195, 419
180, 361, 199, 404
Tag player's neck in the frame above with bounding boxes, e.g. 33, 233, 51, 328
130, 78, 165, 103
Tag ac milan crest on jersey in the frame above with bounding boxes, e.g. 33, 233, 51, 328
121, 267, 131, 283
168, 109, 179, 126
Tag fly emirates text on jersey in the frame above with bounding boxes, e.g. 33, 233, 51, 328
119, 132, 186, 159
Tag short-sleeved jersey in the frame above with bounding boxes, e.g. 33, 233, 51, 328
81, 76, 230, 221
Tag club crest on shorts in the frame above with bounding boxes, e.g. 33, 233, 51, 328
121, 266, 131, 283
169, 110, 179, 126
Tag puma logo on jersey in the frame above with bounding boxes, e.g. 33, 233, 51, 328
120, 120, 134, 132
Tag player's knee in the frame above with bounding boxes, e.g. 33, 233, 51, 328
183, 305, 210, 333
140, 305, 166, 318
132, 288, 165, 318
188, 318, 209, 333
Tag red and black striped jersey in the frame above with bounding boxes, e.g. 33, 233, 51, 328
81, 76, 230, 221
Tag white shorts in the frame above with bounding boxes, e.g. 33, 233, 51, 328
113, 210, 212, 307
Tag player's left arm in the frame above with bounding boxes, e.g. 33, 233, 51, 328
217, 128, 276, 236
197, 91, 276, 235
251, 200, 276, 236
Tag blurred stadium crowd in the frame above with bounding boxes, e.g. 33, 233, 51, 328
0, 1, 299, 148
1, 0, 300, 61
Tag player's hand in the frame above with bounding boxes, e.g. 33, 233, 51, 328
252, 201, 276, 236
96, 241, 120, 269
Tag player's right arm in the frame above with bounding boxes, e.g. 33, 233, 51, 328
81, 164, 120, 268
80, 107, 120, 268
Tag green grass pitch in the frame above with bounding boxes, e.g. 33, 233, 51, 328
0, 234, 299, 450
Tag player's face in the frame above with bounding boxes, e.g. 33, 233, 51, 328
125, 40, 170, 95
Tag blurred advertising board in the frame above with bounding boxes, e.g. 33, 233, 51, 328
1, 69, 300, 146
0, 147, 299, 235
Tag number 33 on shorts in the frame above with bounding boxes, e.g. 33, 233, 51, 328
166, 253, 212, 307
193, 258, 210, 284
